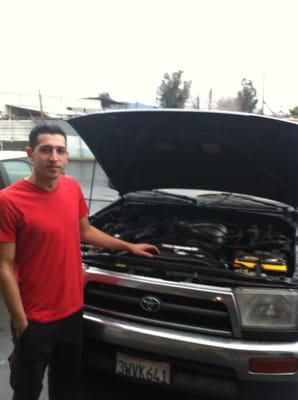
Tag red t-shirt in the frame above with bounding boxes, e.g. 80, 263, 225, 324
0, 176, 88, 322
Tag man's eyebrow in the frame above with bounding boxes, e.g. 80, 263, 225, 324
39, 145, 66, 149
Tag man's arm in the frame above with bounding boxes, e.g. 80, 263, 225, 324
80, 216, 159, 258
0, 242, 28, 336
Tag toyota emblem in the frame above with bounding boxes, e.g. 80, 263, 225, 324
140, 295, 161, 313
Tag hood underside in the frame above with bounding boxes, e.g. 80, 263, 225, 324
68, 110, 298, 207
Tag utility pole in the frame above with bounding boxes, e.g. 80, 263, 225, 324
208, 88, 212, 110
38, 89, 45, 121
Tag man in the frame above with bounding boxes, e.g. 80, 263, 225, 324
0, 122, 159, 400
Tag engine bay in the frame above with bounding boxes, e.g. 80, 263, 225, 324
85, 200, 296, 282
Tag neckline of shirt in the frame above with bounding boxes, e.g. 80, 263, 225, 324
22, 178, 61, 194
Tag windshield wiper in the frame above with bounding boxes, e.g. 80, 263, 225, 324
137, 190, 197, 204
197, 192, 291, 211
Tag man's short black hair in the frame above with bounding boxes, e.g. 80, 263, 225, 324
29, 122, 67, 149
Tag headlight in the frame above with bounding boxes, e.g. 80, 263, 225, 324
234, 288, 298, 329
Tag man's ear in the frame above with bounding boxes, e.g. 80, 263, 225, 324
25, 146, 33, 160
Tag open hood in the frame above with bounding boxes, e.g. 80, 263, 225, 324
68, 110, 298, 207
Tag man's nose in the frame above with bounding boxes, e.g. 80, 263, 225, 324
49, 149, 59, 160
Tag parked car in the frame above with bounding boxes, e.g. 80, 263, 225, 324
69, 110, 298, 400
0, 151, 32, 189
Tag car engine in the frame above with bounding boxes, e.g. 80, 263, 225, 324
84, 200, 296, 282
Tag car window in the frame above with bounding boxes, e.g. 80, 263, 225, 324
2, 160, 32, 183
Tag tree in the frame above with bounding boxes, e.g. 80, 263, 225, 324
237, 78, 258, 113
289, 106, 298, 117
98, 92, 112, 109
157, 70, 191, 108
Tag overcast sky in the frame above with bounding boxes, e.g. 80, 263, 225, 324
1, 0, 297, 113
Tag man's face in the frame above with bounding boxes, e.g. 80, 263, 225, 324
26, 133, 68, 181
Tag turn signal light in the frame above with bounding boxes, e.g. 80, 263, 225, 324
250, 358, 297, 374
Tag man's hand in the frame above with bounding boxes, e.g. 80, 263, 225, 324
0, 242, 28, 340
14, 318, 29, 339
128, 243, 160, 258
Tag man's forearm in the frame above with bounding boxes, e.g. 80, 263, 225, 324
81, 225, 133, 251
0, 265, 27, 333
80, 218, 159, 258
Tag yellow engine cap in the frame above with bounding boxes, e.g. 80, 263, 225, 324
233, 256, 258, 270
261, 263, 287, 272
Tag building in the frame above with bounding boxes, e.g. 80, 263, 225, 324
0, 91, 102, 120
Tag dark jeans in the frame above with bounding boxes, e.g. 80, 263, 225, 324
9, 310, 83, 400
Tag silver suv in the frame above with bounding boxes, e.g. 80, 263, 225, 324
70, 110, 298, 400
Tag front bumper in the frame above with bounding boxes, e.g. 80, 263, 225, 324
83, 311, 298, 400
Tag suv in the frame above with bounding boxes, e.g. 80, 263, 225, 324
69, 110, 298, 400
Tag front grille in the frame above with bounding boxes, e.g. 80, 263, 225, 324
84, 281, 232, 336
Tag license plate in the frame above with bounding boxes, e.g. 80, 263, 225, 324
115, 352, 170, 385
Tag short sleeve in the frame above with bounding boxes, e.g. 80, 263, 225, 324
0, 194, 17, 242
77, 184, 89, 219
